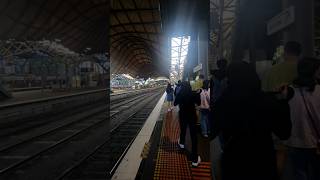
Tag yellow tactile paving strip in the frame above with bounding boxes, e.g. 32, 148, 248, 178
153, 110, 212, 180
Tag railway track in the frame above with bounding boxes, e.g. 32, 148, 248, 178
59, 92, 162, 180
0, 91, 148, 151
0, 88, 152, 137
0, 88, 163, 180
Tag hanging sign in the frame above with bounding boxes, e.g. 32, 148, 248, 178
267, 6, 295, 35
193, 63, 202, 73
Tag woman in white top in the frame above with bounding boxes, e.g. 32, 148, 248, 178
282, 57, 320, 180
200, 80, 210, 137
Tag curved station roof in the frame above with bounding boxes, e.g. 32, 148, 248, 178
110, 0, 165, 77
0, 0, 109, 55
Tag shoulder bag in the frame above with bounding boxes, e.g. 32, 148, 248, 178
299, 88, 320, 154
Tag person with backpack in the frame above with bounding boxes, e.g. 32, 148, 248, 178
174, 81, 202, 167
280, 57, 320, 180
166, 83, 174, 112
210, 61, 291, 180
200, 80, 210, 137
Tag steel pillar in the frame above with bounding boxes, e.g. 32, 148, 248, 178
283, 0, 314, 57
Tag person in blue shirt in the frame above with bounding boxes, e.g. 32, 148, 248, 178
166, 83, 174, 111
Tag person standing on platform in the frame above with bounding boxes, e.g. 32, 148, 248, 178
210, 59, 228, 105
209, 59, 228, 141
200, 80, 210, 137
174, 81, 201, 167
211, 61, 291, 180
166, 83, 174, 112
262, 41, 301, 176
262, 41, 302, 92
281, 57, 320, 180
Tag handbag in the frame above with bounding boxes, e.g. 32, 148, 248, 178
299, 88, 320, 154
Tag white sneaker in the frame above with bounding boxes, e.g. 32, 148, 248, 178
192, 156, 201, 167
178, 139, 184, 149
203, 134, 208, 138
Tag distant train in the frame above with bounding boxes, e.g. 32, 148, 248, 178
111, 74, 135, 89
111, 75, 169, 90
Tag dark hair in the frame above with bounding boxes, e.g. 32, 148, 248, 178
199, 74, 204, 79
227, 61, 261, 95
284, 41, 302, 56
293, 57, 319, 91
180, 81, 192, 94
202, 80, 210, 90
217, 59, 228, 69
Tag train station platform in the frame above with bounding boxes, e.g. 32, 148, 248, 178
112, 94, 213, 180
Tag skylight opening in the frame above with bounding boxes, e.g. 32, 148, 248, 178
170, 36, 191, 82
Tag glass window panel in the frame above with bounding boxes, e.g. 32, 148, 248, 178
170, 36, 190, 82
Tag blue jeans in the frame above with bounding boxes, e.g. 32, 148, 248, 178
282, 147, 320, 180
200, 109, 210, 135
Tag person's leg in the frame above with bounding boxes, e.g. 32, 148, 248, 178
204, 110, 209, 135
167, 101, 172, 111
188, 119, 198, 162
207, 110, 212, 135
179, 116, 187, 145
308, 149, 320, 180
200, 110, 207, 136
286, 147, 308, 180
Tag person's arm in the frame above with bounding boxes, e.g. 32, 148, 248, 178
174, 93, 181, 106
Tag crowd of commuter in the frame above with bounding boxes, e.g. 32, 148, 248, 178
165, 41, 320, 180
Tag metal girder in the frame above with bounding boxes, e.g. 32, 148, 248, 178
111, 21, 161, 28
110, 31, 160, 37
112, 40, 153, 68
111, 35, 160, 46
118, 53, 152, 73
114, 51, 151, 73
131, 0, 153, 43
110, 0, 162, 75
111, 8, 158, 13
148, 0, 160, 42
113, 45, 152, 72
111, 36, 160, 69
1, 1, 109, 54
111, 35, 159, 51
111, 37, 156, 58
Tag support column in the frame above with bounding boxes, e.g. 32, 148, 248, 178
184, 34, 198, 81
197, 20, 209, 78
283, 0, 314, 57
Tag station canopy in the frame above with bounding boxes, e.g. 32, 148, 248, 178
0, 0, 110, 65
110, 0, 164, 78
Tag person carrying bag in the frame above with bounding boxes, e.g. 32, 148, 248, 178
282, 57, 320, 180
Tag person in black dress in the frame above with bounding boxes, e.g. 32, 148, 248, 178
174, 81, 201, 167
211, 61, 292, 180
